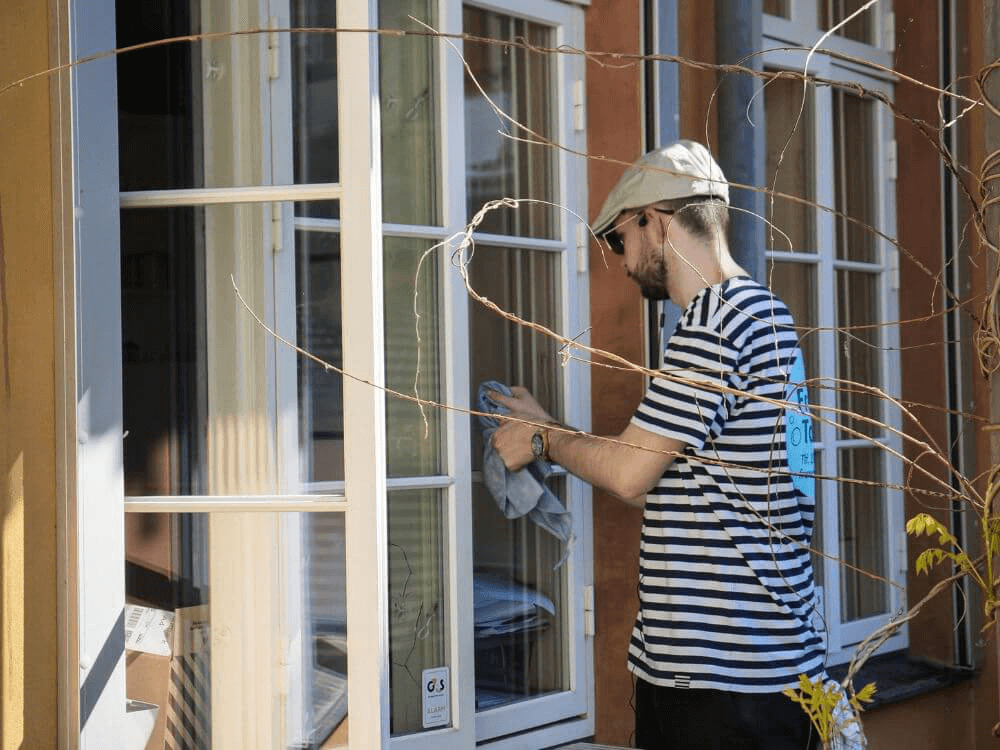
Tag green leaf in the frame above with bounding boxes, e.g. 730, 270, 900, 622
906, 514, 927, 535
907, 513, 957, 546
915, 549, 941, 575
915, 550, 927, 575
855, 682, 877, 704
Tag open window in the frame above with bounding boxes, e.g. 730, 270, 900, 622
107, 0, 591, 747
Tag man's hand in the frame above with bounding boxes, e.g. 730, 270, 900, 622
488, 386, 554, 423
488, 387, 554, 471
488, 387, 684, 505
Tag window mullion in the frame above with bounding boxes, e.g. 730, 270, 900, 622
123, 495, 346, 512
338, 1, 390, 746
811, 85, 844, 654
556, 9, 594, 728
440, 0, 477, 744
876, 101, 907, 624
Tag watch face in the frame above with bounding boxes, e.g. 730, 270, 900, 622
531, 432, 544, 459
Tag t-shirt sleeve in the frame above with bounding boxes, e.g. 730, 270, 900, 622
631, 323, 740, 452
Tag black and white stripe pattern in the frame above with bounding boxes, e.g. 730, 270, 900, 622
628, 276, 825, 693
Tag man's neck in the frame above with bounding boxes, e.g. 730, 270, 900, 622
669, 239, 744, 308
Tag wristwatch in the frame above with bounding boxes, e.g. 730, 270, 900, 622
530, 429, 549, 462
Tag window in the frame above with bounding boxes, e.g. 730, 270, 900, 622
100, 0, 590, 747
762, 3, 905, 663
764, 0, 791, 19
819, 0, 877, 44
764, 0, 881, 43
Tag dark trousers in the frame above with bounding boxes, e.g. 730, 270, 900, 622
634, 678, 820, 750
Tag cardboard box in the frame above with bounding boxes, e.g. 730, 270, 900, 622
125, 604, 209, 749
320, 719, 349, 749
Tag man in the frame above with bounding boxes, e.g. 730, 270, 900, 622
491, 140, 824, 749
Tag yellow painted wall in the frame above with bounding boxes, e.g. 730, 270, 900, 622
0, 0, 59, 746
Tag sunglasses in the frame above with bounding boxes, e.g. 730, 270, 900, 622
602, 208, 676, 255
604, 229, 626, 255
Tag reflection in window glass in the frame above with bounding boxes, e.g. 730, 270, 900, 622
834, 93, 877, 263
471, 478, 569, 710
812, 464, 825, 589
468, 247, 563, 414
117, 0, 267, 190
765, 74, 815, 253
820, 0, 876, 44
838, 449, 888, 620
124, 511, 349, 749
116, 0, 199, 191
293, 0, 339, 195
389, 491, 449, 735
125, 513, 208, 615
379, 0, 441, 226
463, 6, 558, 239
125, 513, 212, 748
763, 0, 790, 17
296, 230, 345, 483
384, 237, 444, 477
767, 260, 819, 384
836, 269, 881, 438
122, 203, 276, 496
307, 513, 350, 748
467, 246, 568, 709
121, 207, 203, 496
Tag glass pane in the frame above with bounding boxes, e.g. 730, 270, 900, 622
307, 513, 350, 748
820, 0, 876, 44
117, 0, 267, 190
389, 490, 450, 735
296, 230, 345, 483
812, 462, 824, 589
463, 7, 558, 239
836, 269, 882, 438
768, 260, 819, 385
468, 246, 563, 411
122, 204, 277, 496
834, 91, 877, 262
472, 478, 569, 709
764, 0, 790, 17
467, 246, 568, 710
838, 448, 888, 620
385, 237, 444, 477
379, 0, 441, 226
765, 74, 815, 253
125, 511, 349, 748
292, 0, 340, 195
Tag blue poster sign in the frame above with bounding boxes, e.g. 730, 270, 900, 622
785, 353, 815, 498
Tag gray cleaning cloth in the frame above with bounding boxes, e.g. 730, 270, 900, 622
475, 381, 574, 564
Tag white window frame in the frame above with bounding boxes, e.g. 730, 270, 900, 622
441, 0, 593, 744
763, 3, 907, 665
73, 0, 593, 747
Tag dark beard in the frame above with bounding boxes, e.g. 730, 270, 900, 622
638, 282, 670, 300
628, 258, 670, 300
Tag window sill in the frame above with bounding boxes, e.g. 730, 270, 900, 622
827, 651, 977, 709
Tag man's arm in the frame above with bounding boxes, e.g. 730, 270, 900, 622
547, 422, 684, 506
489, 390, 685, 507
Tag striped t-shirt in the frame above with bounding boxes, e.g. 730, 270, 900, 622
628, 275, 825, 693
